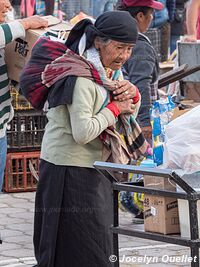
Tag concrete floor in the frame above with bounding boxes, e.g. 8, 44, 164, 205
0, 192, 197, 267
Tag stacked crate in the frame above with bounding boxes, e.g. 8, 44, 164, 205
4, 87, 47, 192
4, 151, 40, 193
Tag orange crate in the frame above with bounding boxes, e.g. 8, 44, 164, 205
4, 151, 40, 193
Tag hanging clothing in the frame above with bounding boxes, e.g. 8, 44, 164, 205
20, 0, 35, 17
197, 9, 200, 40
35, 0, 59, 17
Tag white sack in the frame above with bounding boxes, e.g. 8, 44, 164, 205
163, 104, 200, 174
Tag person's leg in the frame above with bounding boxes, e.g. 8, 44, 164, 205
170, 35, 180, 54
55, 167, 113, 267
0, 135, 7, 193
61, 0, 80, 20
160, 22, 171, 62
80, 0, 92, 16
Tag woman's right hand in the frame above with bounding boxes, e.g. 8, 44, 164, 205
113, 99, 135, 114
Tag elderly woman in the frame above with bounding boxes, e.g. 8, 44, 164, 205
20, 11, 148, 267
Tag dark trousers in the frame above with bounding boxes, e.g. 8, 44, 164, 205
34, 160, 113, 267
160, 22, 171, 62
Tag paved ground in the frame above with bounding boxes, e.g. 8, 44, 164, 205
0, 192, 197, 267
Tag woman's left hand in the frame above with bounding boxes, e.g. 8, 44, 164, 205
113, 80, 137, 101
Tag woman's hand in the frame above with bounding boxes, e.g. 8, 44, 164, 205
182, 34, 197, 42
19, 15, 48, 30
113, 80, 137, 101
112, 99, 136, 114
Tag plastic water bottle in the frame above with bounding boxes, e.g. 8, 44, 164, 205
150, 102, 161, 139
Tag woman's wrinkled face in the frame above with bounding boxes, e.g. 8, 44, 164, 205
0, 0, 11, 23
97, 40, 134, 70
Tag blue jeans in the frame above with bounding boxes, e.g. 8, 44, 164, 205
170, 35, 181, 54
92, 0, 107, 17
0, 135, 7, 192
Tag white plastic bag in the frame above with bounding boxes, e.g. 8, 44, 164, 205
163, 104, 200, 174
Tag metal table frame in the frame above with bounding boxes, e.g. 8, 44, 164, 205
94, 161, 200, 267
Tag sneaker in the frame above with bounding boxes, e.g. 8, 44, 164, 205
132, 212, 144, 224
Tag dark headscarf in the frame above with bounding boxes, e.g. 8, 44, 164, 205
66, 11, 138, 54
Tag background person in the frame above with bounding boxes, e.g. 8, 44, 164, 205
103, 0, 118, 12
116, 0, 163, 222
20, 0, 60, 18
93, 0, 107, 17
11, 0, 21, 18
150, 0, 175, 28
150, 0, 176, 61
61, 0, 92, 20
117, 0, 163, 141
0, 2, 48, 193
184, 0, 200, 42
170, 0, 189, 52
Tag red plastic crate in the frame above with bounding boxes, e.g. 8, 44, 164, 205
4, 151, 40, 193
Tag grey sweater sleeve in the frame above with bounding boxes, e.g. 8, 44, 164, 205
123, 40, 156, 127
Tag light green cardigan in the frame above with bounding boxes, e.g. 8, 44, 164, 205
41, 77, 140, 168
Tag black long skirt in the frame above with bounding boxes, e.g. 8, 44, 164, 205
34, 159, 114, 267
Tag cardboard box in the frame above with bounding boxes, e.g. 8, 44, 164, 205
144, 176, 180, 234
159, 61, 174, 76
171, 107, 190, 120
171, 101, 199, 120
182, 82, 200, 102
5, 16, 72, 82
